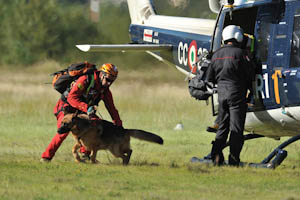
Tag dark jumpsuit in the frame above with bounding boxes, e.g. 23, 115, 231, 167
206, 44, 252, 165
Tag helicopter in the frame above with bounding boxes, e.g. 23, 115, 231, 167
76, 0, 300, 168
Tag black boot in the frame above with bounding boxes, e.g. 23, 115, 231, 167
206, 124, 218, 133
228, 139, 243, 166
210, 140, 225, 166
228, 153, 240, 166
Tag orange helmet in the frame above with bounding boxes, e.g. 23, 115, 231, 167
100, 63, 118, 79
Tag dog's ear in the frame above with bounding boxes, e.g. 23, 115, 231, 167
62, 113, 75, 124
71, 116, 81, 124
73, 115, 91, 131
70, 116, 86, 132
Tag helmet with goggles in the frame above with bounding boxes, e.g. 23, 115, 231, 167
100, 63, 118, 80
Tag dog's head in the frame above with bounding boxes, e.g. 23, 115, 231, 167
57, 113, 90, 135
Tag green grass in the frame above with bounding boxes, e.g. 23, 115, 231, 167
1, 61, 300, 200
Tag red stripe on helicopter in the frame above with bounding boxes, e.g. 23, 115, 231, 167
143, 29, 153, 42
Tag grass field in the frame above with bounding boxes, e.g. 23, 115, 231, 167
1, 61, 300, 200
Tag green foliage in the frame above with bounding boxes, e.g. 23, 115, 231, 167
0, 0, 103, 65
153, 0, 216, 19
2, 0, 60, 64
0, 0, 216, 66
99, 2, 131, 44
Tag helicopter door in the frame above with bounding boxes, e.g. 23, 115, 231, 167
284, 3, 300, 106
254, 3, 288, 110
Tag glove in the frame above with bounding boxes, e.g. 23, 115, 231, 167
87, 106, 96, 116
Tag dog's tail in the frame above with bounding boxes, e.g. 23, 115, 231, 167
126, 129, 163, 145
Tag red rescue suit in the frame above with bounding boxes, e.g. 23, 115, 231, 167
41, 71, 122, 160
66, 71, 122, 126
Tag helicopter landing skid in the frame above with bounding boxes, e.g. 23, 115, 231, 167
191, 133, 300, 169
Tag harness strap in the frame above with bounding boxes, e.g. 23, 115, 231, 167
54, 102, 66, 117
86, 74, 95, 95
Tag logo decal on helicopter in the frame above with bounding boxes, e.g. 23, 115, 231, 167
256, 73, 270, 100
143, 29, 153, 42
272, 70, 282, 104
255, 68, 284, 105
188, 40, 197, 73
178, 40, 208, 72
143, 29, 160, 44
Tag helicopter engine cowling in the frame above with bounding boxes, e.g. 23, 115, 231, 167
208, 0, 248, 13
208, 0, 222, 13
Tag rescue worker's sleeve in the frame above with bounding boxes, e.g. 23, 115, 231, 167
67, 76, 89, 113
103, 89, 122, 126
205, 62, 216, 84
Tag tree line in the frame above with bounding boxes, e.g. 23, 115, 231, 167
0, 0, 213, 67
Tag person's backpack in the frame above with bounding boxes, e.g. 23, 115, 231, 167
51, 61, 97, 94
188, 63, 212, 101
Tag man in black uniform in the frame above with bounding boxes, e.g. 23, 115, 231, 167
206, 25, 253, 166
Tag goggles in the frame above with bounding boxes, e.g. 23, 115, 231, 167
102, 72, 115, 83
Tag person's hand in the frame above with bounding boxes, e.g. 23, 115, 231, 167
87, 106, 96, 116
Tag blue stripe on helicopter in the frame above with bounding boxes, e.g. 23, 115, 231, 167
129, 24, 212, 73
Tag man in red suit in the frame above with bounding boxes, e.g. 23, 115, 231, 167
40, 63, 122, 162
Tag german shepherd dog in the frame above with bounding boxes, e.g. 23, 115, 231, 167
58, 113, 163, 164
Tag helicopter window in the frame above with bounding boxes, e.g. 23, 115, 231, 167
290, 15, 300, 68
256, 20, 271, 63
223, 8, 257, 36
